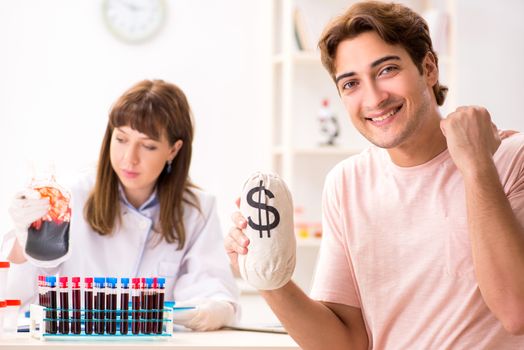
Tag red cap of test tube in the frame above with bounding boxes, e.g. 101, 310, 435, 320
59, 276, 68, 288
132, 278, 141, 289
84, 277, 93, 289
38, 275, 45, 286
72, 277, 80, 288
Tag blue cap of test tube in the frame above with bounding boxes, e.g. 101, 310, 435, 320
121, 278, 130, 288
106, 277, 117, 288
45, 276, 56, 287
145, 278, 154, 288
157, 278, 166, 288
94, 277, 105, 287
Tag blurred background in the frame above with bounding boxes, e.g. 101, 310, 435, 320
1, 0, 524, 295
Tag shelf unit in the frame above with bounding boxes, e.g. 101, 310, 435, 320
270, 0, 370, 229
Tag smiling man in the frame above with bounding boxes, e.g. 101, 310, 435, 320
226, 1, 524, 349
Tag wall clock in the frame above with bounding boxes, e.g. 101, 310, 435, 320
102, 0, 166, 44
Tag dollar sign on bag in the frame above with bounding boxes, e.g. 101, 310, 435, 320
247, 180, 280, 238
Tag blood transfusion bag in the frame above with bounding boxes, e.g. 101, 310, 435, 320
25, 165, 72, 263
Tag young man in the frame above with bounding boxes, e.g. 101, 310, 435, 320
226, 1, 524, 348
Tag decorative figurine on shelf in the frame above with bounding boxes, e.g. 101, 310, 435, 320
318, 98, 340, 146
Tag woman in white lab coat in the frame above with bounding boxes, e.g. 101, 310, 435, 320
4, 79, 239, 331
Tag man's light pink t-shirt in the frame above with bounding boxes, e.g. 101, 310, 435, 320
310, 134, 524, 349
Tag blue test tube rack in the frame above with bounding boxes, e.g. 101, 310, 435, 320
30, 276, 176, 340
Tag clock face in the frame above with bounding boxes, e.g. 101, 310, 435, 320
102, 0, 166, 43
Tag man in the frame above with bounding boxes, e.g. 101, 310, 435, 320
226, 1, 524, 348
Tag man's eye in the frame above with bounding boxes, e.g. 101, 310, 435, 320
342, 80, 359, 90
379, 66, 398, 76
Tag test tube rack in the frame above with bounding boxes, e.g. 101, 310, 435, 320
29, 304, 174, 340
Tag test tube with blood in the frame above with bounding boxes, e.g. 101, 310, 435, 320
38, 275, 46, 306
105, 278, 117, 334
45, 276, 57, 334
40, 276, 49, 332
131, 278, 141, 335
84, 277, 94, 334
140, 278, 147, 334
71, 277, 81, 334
94, 277, 106, 334
120, 278, 130, 335
151, 278, 159, 333
58, 277, 70, 334
143, 278, 154, 334
155, 278, 165, 334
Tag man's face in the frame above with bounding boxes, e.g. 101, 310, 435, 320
334, 31, 437, 150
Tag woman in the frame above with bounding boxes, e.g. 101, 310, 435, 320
4, 79, 239, 331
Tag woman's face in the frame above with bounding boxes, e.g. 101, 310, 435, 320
110, 125, 181, 207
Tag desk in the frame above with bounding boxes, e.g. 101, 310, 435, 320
0, 330, 299, 349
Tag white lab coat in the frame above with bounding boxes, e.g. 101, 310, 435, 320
5, 172, 239, 314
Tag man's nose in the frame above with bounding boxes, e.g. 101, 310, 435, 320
363, 81, 388, 110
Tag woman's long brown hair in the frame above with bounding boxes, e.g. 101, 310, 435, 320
84, 79, 199, 249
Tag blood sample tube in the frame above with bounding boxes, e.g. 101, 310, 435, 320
58, 277, 70, 334
120, 278, 129, 335
131, 278, 141, 335
140, 278, 147, 333
71, 277, 81, 334
45, 276, 57, 334
38, 275, 46, 306
84, 277, 94, 335
40, 276, 49, 332
144, 278, 154, 334
105, 278, 117, 334
94, 277, 106, 334
151, 278, 159, 334
155, 278, 165, 334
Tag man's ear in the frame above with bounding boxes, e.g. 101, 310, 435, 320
423, 51, 439, 87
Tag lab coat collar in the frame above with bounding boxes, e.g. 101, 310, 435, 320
117, 183, 159, 213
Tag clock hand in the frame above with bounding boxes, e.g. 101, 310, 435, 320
119, 0, 139, 12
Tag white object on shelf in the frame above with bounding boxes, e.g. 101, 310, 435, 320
293, 7, 313, 51
317, 98, 340, 147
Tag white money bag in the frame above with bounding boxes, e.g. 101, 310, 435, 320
239, 172, 296, 290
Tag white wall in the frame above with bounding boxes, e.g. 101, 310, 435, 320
0, 0, 272, 236
451, 0, 524, 130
